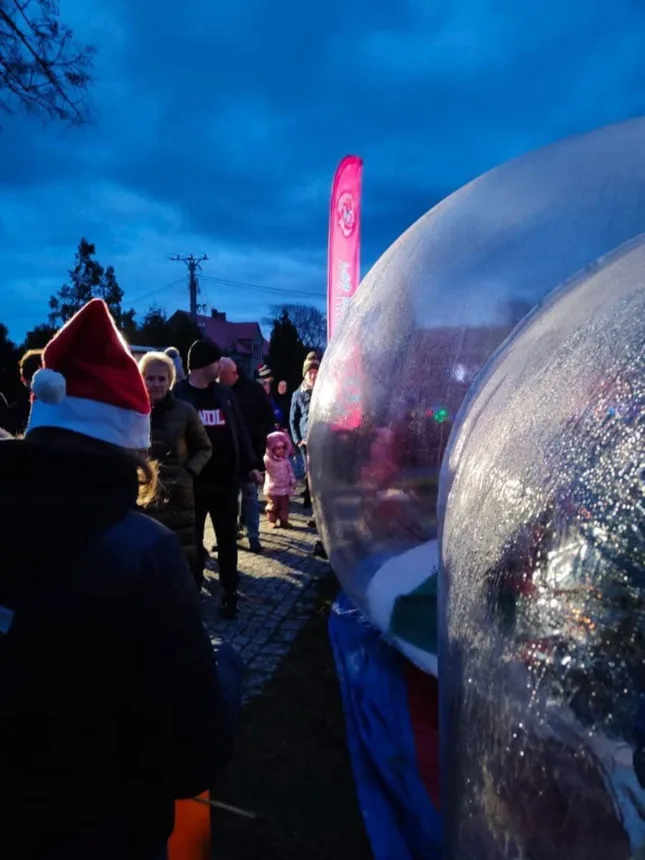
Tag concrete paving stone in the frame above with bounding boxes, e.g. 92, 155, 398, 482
280, 619, 307, 631
263, 640, 292, 653
200, 485, 332, 702
275, 629, 300, 644
251, 629, 272, 647
242, 620, 264, 635
248, 655, 278, 673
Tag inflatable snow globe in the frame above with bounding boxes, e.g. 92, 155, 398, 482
438, 234, 645, 859
308, 117, 645, 677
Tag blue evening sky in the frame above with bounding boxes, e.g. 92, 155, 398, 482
1, 0, 644, 341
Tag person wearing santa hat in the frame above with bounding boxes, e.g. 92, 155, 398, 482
0, 300, 241, 860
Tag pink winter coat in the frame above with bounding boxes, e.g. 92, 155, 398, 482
263, 431, 296, 497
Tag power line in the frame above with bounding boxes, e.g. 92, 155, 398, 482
202, 274, 323, 296
200, 274, 324, 300
127, 277, 187, 306
127, 271, 325, 317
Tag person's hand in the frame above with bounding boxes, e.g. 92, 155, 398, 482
249, 469, 263, 485
298, 441, 306, 448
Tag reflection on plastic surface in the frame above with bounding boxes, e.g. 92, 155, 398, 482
308, 118, 645, 675
439, 236, 645, 859
328, 591, 442, 859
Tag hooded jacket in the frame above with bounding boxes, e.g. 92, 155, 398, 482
263, 431, 296, 497
0, 436, 234, 860
289, 383, 314, 446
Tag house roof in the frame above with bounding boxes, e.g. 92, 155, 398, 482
172, 311, 269, 357
196, 314, 260, 349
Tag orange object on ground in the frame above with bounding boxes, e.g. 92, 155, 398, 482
168, 794, 212, 860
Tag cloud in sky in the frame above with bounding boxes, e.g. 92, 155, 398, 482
1, 0, 645, 341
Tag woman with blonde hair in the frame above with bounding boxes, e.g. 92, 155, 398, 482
0, 300, 237, 860
139, 350, 212, 581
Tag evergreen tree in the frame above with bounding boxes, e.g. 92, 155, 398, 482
22, 323, 56, 351
268, 309, 308, 393
99, 264, 133, 332
0, 323, 20, 404
48, 238, 134, 331
136, 305, 170, 347
164, 312, 203, 368
267, 303, 327, 351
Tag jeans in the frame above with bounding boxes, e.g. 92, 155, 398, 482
291, 451, 306, 480
194, 479, 239, 595
300, 444, 311, 507
239, 481, 260, 540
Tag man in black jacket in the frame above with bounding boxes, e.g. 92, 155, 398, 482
219, 358, 274, 554
174, 341, 262, 618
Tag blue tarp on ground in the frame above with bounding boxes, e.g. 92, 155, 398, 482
328, 590, 442, 860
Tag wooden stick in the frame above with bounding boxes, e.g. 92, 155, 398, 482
190, 795, 259, 821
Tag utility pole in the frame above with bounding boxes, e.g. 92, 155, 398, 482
170, 254, 208, 322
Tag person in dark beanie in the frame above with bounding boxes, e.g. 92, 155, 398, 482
5, 349, 43, 436
174, 340, 262, 618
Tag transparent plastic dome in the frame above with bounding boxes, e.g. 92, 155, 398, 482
308, 117, 645, 676
438, 235, 645, 859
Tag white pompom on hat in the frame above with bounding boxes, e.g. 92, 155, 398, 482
31, 368, 67, 404
27, 299, 151, 450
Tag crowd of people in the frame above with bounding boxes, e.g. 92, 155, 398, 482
0, 299, 324, 859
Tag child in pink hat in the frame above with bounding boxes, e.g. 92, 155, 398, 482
264, 431, 296, 528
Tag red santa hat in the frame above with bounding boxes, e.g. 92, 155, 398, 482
27, 299, 151, 450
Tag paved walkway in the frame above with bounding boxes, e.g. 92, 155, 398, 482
201, 491, 330, 703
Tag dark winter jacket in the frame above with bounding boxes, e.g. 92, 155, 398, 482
146, 393, 212, 575
0, 436, 234, 860
273, 391, 291, 430
290, 384, 314, 446
232, 370, 276, 469
173, 377, 259, 481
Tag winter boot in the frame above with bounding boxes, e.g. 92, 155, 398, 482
219, 594, 238, 620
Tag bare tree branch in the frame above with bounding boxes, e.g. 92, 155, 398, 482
0, 0, 94, 125
266, 304, 327, 351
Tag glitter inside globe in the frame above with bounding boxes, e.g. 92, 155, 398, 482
438, 234, 645, 859
308, 117, 645, 676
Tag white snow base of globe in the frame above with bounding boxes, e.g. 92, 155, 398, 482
365, 539, 439, 678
